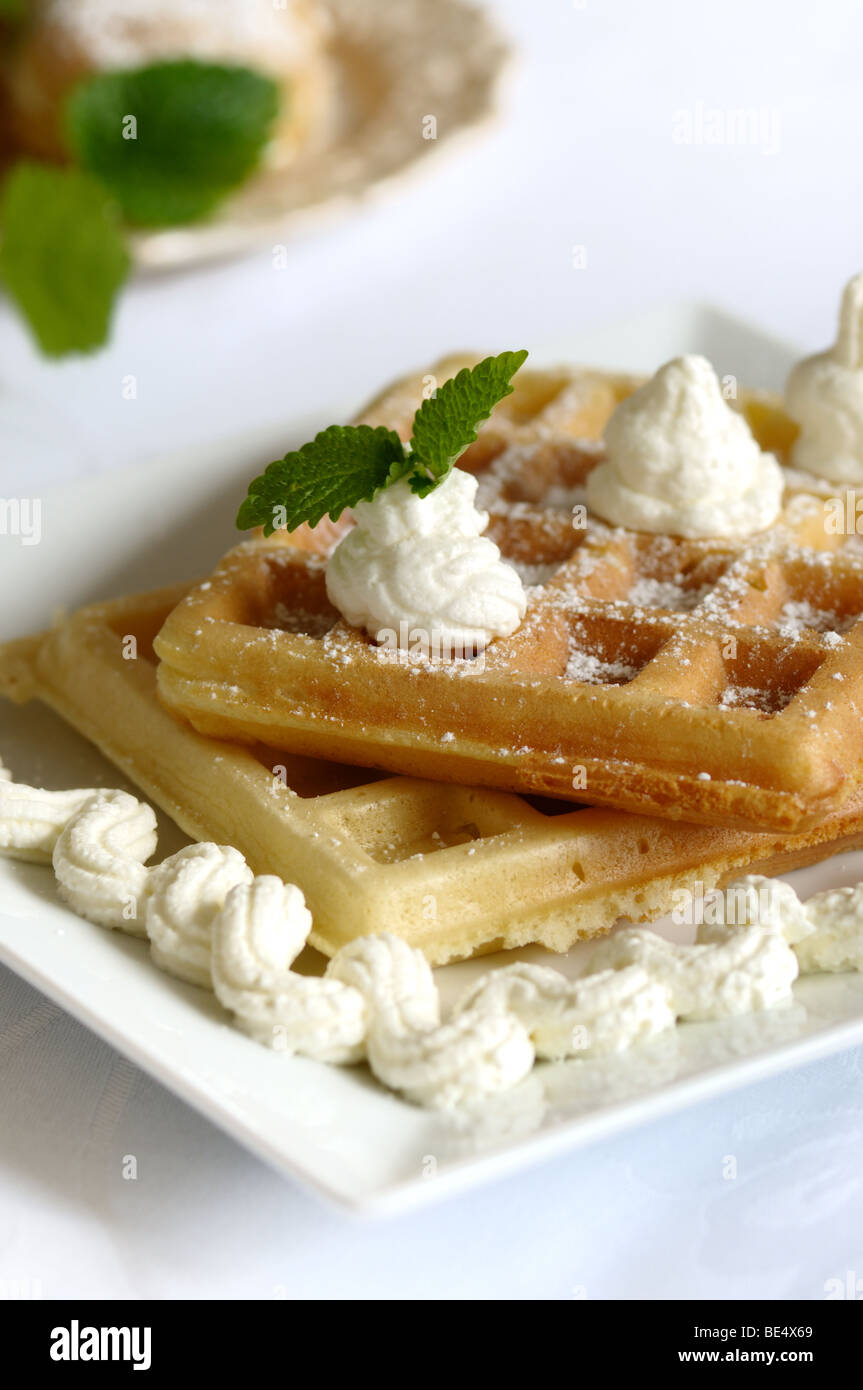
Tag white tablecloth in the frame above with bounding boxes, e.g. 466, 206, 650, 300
3, 0, 863, 1299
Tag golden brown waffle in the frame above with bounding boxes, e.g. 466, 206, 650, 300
7, 587, 863, 962
154, 358, 863, 834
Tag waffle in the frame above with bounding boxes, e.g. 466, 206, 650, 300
7, 586, 863, 963
154, 358, 863, 834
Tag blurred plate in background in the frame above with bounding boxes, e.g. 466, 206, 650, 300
131, 0, 509, 270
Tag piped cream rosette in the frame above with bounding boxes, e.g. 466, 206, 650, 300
2, 758, 863, 1109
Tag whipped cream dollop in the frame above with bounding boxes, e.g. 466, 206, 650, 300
364, 1007, 535, 1111
589, 923, 798, 1020
786, 273, 863, 483
696, 873, 815, 946
212, 877, 367, 1063
7, 760, 863, 1110
0, 776, 103, 863
586, 355, 784, 538
146, 842, 253, 987
326, 931, 440, 1031
456, 961, 674, 1059
795, 884, 863, 973
53, 791, 157, 932
325, 469, 527, 653
328, 933, 534, 1108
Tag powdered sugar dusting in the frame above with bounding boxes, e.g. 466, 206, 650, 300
565, 647, 640, 685
626, 575, 711, 613
777, 599, 835, 636
720, 684, 794, 715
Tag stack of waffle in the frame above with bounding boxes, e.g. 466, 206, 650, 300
7, 358, 863, 963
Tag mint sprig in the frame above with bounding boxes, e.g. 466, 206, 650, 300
238, 426, 410, 536
236, 351, 528, 534
66, 60, 281, 227
0, 59, 282, 355
0, 163, 130, 356
408, 350, 528, 495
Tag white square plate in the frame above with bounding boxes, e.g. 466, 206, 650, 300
4, 301, 863, 1216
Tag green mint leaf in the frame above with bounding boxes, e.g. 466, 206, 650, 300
237, 425, 407, 535
0, 162, 130, 356
66, 60, 281, 228
0, 0, 27, 19
385, 449, 415, 487
407, 350, 528, 494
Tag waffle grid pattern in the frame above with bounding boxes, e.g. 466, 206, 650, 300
8, 587, 863, 961
155, 360, 863, 832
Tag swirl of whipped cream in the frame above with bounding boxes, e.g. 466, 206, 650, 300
325, 469, 526, 652
365, 1008, 534, 1110
786, 273, 863, 483
325, 931, 441, 1032
0, 776, 104, 863
53, 790, 158, 932
588, 922, 798, 1020
212, 877, 367, 1062
16, 751, 863, 1109
696, 874, 814, 947
586, 355, 784, 538
326, 933, 532, 1107
146, 842, 253, 987
794, 884, 863, 974
456, 961, 674, 1059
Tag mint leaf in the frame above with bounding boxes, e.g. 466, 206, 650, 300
0, 162, 130, 356
407, 350, 528, 495
237, 425, 408, 535
236, 351, 529, 534
66, 60, 281, 227
0, 0, 27, 19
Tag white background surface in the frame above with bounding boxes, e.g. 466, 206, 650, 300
2, 0, 863, 1300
